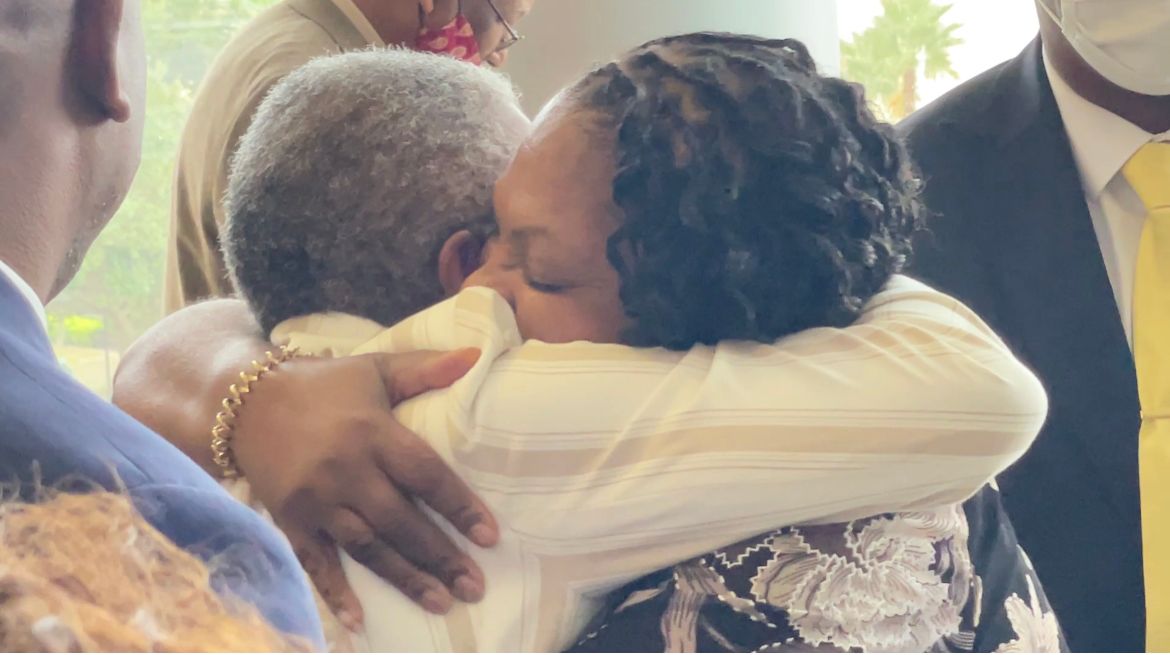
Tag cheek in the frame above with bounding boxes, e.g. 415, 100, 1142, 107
474, 23, 504, 55
461, 262, 518, 303
513, 289, 627, 345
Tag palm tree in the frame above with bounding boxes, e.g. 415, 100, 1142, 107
841, 0, 962, 120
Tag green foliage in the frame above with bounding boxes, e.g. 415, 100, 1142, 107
44, 0, 964, 358
63, 315, 106, 346
841, 0, 962, 120
46, 0, 268, 352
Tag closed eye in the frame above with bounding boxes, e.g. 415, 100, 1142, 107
524, 276, 569, 294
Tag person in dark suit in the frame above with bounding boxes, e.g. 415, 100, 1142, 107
0, 0, 323, 644
902, 0, 1170, 650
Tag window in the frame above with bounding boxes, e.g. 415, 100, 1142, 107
837, 0, 1039, 122
46, 0, 269, 397
52, 0, 1042, 397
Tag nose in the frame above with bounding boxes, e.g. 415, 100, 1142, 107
461, 237, 518, 306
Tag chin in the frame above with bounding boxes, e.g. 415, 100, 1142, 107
48, 212, 108, 301
48, 247, 85, 302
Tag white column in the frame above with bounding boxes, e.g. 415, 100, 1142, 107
504, 0, 840, 114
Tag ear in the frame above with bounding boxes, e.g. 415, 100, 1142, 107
70, 0, 130, 122
437, 230, 484, 296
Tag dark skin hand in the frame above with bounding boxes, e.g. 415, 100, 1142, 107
113, 299, 499, 629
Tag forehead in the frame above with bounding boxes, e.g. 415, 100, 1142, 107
494, 97, 618, 245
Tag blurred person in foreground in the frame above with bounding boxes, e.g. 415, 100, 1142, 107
0, 0, 368, 646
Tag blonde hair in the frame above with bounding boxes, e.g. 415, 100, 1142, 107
0, 491, 303, 652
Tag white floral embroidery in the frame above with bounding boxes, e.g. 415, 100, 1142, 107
748, 506, 971, 652
661, 562, 771, 652
995, 575, 1061, 653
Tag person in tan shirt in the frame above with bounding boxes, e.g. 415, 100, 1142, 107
164, 0, 534, 313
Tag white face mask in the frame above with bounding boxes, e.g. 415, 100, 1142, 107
1039, 0, 1170, 96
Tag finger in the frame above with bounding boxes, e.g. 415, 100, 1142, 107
345, 472, 486, 603
375, 420, 500, 548
370, 348, 481, 403
285, 526, 365, 632
328, 507, 456, 615
418, 0, 435, 14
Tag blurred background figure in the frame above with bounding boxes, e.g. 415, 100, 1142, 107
904, 0, 1170, 650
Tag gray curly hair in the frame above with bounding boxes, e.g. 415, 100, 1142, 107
223, 49, 528, 334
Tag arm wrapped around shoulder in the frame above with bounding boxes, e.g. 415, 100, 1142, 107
453, 274, 1046, 547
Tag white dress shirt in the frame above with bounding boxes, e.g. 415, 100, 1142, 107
273, 276, 1047, 652
1044, 50, 1170, 348
0, 258, 47, 334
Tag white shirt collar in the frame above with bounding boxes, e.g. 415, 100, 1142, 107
0, 257, 47, 333
1043, 47, 1167, 198
329, 0, 386, 47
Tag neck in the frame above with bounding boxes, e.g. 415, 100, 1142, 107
0, 128, 77, 305
348, 0, 423, 46
0, 231, 55, 304
1042, 25, 1170, 134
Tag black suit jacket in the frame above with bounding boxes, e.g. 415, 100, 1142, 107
902, 38, 1144, 652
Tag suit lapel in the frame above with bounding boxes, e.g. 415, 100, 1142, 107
976, 39, 1141, 513
0, 275, 54, 363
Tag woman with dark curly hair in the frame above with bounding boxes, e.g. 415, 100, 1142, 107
470, 32, 923, 350
444, 37, 1059, 650
115, 36, 1055, 652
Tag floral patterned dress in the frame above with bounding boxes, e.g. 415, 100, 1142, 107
568, 486, 1064, 653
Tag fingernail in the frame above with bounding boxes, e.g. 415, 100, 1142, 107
454, 575, 484, 602
337, 610, 362, 632
469, 523, 494, 547
421, 589, 454, 615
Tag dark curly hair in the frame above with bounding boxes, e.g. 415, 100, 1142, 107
567, 32, 925, 350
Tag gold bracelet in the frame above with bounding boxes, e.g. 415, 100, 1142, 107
210, 345, 303, 479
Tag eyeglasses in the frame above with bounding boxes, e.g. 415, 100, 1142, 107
484, 0, 523, 53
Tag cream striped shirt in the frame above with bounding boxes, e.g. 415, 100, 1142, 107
272, 274, 1047, 652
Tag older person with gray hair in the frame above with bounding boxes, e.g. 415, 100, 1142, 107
166, 0, 537, 313
225, 50, 530, 335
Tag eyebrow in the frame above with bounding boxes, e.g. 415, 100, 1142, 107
504, 226, 594, 278
505, 226, 552, 256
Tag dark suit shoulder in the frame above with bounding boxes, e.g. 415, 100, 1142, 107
900, 55, 1014, 144
893, 48, 1039, 319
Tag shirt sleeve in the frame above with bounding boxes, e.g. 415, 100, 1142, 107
291, 276, 1046, 578
433, 276, 1046, 566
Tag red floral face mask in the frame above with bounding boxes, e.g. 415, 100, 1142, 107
415, 11, 481, 65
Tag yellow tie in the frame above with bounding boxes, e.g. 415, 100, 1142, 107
1125, 142, 1170, 651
